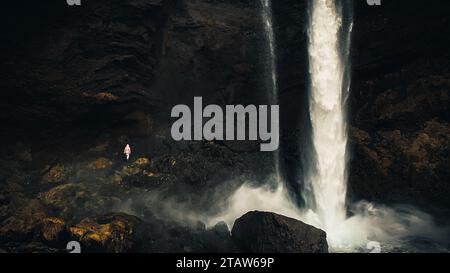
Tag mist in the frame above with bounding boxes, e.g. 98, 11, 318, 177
205, 179, 449, 253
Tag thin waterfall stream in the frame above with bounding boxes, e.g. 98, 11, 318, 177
260, 0, 281, 182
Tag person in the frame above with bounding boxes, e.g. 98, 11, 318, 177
124, 144, 131, 160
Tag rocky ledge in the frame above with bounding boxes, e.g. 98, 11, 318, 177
0, 210, 328, 253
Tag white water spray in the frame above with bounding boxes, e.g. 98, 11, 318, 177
305, 0, 349, 235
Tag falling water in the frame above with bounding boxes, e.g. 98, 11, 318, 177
260, 0, 278, 101
305, 0, 349, 234
209, 0, 447, 252
260, 0, 280, 182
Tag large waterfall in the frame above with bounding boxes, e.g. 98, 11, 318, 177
305, 0, 349, 233
209, 0, 444, 253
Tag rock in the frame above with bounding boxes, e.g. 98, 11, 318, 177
15, 150, 32, 163
113, 158, 176, 189
68, 213, 143, 253
231, 211, 328, 253
0, 200, 47, 242
0, 0, 447, 252
40, 184, 89, 216
42, 164, 69, 184
36, 217, 68, 246
88, 142, 110, 154
204, 221, 238, 253
0, 242, 62, 253
82, 92, 119, 103
113, 165, 143, 185
134, 157, 151, 166
211, 221, 229, 236
346, 0, 450, 209
39, 183, 120, 219
129, 214, 238, 253
350, 119, 450, 207
154, 142, 244, 186
88, 158, 113, 170
120, 165, 142, 177
0, 177, 26, 207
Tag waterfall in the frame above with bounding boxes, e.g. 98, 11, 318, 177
260, 0, 278, 101
260, 0, 280, 182
305, 0, 350, 233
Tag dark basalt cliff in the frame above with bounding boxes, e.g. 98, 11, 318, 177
0, 0, 273, 212
271, 0, 450, 214
0, 0, 275, 252
349, 0, 450, 212
0, 0, 449, 251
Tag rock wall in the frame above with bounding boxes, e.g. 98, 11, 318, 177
348, 0, 450, 211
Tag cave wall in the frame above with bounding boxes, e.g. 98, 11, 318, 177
348, 0, 450, 210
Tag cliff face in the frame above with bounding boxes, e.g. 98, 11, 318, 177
0, 0, 169, 132
0, 0, 272, 204
0, 0, 276, 252
0, 0, 265, 137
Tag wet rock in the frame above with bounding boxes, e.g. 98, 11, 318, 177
88, 157, 114, 170
231, 211, 328, 253
42, 164, 69, 184
347, 0, 450, 208
40, 184, 89, 216
0, 242, 63, 253
112, 157, 175, 189
0, 200, 47, 242
15, 150, 32, 163
121, 171, 176, 189
134, 157, 151, 166
204, 221, 238, 252
0, 160, 19, 184
36, 217, 68, 246
82, 92, 119, 103
69, 213, 143, 253
154, 142, 243, 186
120, 165, 143, 177
131, 215, 238, 253
113, 165, 143, 185
0, 177, 25, 203
39, 183, 120, 219
350, 119, 450, 207
87, 142, 110, 154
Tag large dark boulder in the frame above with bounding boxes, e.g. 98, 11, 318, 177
231, 211, 328, 253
